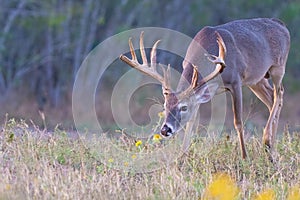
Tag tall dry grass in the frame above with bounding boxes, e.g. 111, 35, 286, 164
0, 118, 299, 199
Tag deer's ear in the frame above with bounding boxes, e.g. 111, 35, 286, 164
194, 83, 218, 103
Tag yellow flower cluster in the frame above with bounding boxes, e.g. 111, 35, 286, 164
203, 173, 299, 200
158, 111, 164, 118
254, 188, 275, 200
287, 186, 300, 200
135, 140, 142, 147
203, 173, 240, 200
153, 134, 162, 142
131, 154, 137, 159
253, 186, 300, 200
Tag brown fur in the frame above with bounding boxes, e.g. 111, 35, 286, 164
180, 18, 290, 158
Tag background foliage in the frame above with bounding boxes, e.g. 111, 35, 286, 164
1, 0, 300, 127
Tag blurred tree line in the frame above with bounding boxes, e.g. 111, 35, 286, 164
0, 0, 300, 111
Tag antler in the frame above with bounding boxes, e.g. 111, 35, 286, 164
178, 31, 226, 99
120, 32, 171, 92
205, 32, 226, 66
198, 31, 226, 85
177, 64, 199, 99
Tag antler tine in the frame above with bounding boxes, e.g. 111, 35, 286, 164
197, 31, 226, 86
128, 37, 137, 61
120, 32, 171, 91
178, 65, 198, 99
150, 40, 161, 70
191, 64, 198, 88
216, 31, 226, 60
139, 32, 148, 65
158, 63, 171, 91
165, 64, 171, 89
205, 31, 226, 68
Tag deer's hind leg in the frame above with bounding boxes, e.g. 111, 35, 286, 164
249, 78, 274, 112
262, 65, 285, 150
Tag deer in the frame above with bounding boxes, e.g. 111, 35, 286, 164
120, 18, 290, 159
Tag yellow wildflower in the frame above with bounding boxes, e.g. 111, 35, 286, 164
287, 186, 300, 200
5, 184, 11, 190
203, 173, 240, 200
153, 134, 162, 142
158, 111, 164, 118
135, 140, 142, 147
131, 154, 137, 159
254, 188, 275, 200
124, 162, 129, 166
108, 158, 114, 163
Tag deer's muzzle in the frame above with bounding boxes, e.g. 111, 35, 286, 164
161, 124, 173, 137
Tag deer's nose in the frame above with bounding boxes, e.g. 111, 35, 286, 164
161, 124, 173, 137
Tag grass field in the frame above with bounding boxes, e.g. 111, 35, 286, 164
0, 118, 299, 199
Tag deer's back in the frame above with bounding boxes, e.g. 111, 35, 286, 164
184, 18, 290, 86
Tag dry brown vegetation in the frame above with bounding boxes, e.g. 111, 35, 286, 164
0, 118, 299, 199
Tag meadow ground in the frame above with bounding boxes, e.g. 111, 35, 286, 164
0, 118, 299, 200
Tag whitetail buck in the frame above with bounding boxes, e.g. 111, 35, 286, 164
120, 18, 290, 158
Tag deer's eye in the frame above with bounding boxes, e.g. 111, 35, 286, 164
180, 105, 188, 112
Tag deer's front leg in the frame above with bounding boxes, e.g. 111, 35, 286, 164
229, 83, 247, 159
